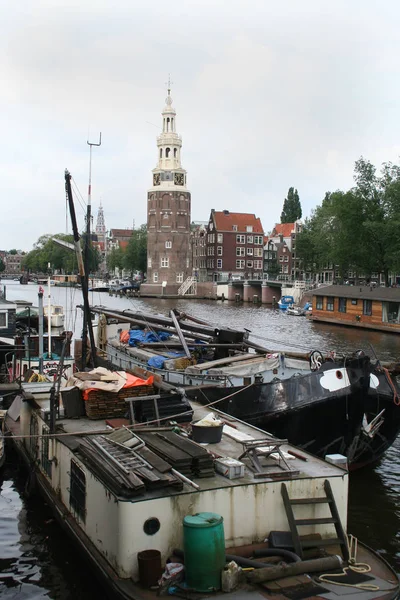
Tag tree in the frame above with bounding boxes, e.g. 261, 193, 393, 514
281, 187, 302, 223
107, 247, 125, 273
0, 257, 4, 273
123, 225, 147, 276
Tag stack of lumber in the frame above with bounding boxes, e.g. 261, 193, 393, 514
85, 384, 155, 419
139, 431, 214, 478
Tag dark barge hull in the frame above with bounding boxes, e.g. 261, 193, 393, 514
186, 357, 400, 470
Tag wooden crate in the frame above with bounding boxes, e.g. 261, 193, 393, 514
84, 384, 155, 419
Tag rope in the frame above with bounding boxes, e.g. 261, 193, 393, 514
381, 367, 400, 406
5, 383, 254, 441
318, 535, 379, 591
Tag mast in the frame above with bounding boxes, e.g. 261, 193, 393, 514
82, 133, 101, 366
47, 262, 52, 359
64, 169, 97, 369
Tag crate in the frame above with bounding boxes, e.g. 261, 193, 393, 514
214, 457, 245, 479
84, 384, 155, 419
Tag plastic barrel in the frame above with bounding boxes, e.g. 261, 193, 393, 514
183, 512, 225, 591
137, 549, 162, 587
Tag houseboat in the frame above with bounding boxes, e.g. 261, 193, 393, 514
310, 285, 400, 333
4, 376, 400, 600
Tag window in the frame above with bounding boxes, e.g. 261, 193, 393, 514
338, 298, 347, 313
207, 259, 214, 269
217, 259, 222, 269
153, 272, 158, 282
166, 147, 170, 157
236, 235, 245, 244
246, 260, 253, 268
382, 301, 400, 323
217, 246, 223, 256
246, 226, 253, 232
254, 248, 263, 257
283, 265, 288, 273
165, 241, 172, 249
236, 247, 245, 256
217, 233, 223, 243
326, 298, 334, 311
232, 225, 238, 231
0, 312, 7, 328
41, 424, 52, 478
254, 260, 262, 270
207, 246, 215, 255
316, 296, 323, 310
247, 247, 253, 255
70, 461, 86, 522
176, 273, 183, 283
363, 299, 372, 316
254, 236, 263, 244
161, 257, 169, 267
247, 236, 253, 244
279, 255, 284, 262
284, 255, 288, 262
236, 260, 245, 269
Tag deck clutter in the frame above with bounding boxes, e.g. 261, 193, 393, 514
88, 305, 400, 470
4, 373, 400, 600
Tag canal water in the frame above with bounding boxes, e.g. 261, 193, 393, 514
1, 281, 400, 598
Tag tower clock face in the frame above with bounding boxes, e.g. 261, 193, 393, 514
153, 173, 161, 186
174, 172, 184, 186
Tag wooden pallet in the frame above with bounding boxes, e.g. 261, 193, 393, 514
85, 385, 155, 419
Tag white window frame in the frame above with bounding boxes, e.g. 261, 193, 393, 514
217, 246, 223, 256
217, 259, 222, 269
236, 259, 245, 269
254, 248, 263, 257
247, 236, 253, 243
246, 226, 253, 233
246, 260, 253, 268
236, 247, 245, 257
176, 273, 184, 283
160, 257, 169, 268
236, 234, 245, 244
153, 272, 158, 282
217, 233, 223, 243
254, 235, 263, 245
165, 241, 172, 249
254, 260, 262, 270
247, 247, 253, 256
147, 257, 152, 268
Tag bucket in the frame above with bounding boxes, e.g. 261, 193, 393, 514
137, 549, 162, 587
191, 422, 223, 444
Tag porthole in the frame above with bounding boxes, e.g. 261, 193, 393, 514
143, 518, 160, 536
336, 371, 343, 379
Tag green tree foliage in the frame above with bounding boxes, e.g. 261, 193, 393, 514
281, 187, 302, 223
21, 233, 101, 274
107, 247, 125, 273
296, 157, 400, 284
0, 257, 5, 273
123, 225, 147, 276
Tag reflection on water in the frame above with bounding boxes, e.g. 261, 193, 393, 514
2, 281, 400, 589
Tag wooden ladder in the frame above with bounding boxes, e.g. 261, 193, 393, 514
281, 479, 349, 561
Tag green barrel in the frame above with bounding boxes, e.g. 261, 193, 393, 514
183, 512, 225, 592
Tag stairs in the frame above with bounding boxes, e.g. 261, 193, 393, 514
281, 479, 349, 561
178, 276, 197, 296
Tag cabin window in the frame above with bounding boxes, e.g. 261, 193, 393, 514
382, 301, 400, 324
326, 298, 334, 311
41, 424, 52, 478
316, 296, 323, 310
0, 312, 7, 328
351, 299, 357, 305
338, 298, 347, 313
363, 299, 373, 317
69, 461, 86, 522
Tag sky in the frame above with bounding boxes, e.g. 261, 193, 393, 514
2, 0, 400, 252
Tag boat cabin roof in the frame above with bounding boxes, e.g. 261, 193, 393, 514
313, 284, 400, 302
52, 401, 346, 502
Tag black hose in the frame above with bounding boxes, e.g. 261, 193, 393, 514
172, 548, 300, 570
252, 548, 301, 563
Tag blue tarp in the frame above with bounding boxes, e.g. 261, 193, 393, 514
128, 330, 172, 347
147, 351, 187, 369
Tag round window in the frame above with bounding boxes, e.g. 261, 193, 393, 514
143, 518, 161, 536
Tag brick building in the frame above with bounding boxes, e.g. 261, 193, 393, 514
265, 221, 303, 280
145, 87, 191, 293
205, 210, 264, 281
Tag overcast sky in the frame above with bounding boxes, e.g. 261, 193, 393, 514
2, 0, 400, 251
